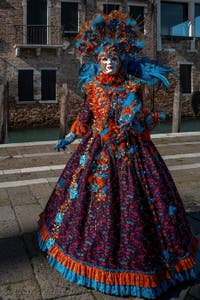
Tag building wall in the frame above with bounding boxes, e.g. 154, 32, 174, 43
0, 0, 199, 130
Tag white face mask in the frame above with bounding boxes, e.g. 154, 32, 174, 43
99, 54, 121, 75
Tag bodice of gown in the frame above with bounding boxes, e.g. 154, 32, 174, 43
84, 76, 146, 141
70, 73, 160, 142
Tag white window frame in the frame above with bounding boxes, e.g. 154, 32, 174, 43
128, 2, 148, 34
61, 0, 81, 34
157, 0, 200, 51
22, 0, 51, 45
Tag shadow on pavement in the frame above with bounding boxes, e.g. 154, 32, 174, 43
0, 209, 199, 300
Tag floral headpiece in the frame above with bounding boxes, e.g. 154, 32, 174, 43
75, 10, 144, 61
76, 11, 172, 90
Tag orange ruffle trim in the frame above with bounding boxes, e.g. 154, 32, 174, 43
39, 213, 199, 288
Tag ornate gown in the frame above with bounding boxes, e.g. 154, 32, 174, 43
38, 73, 199, 299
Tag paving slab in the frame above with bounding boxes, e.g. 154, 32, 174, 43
0, 279, 42, 300
33, 170, 62, 181
184, 203, 200, 213
0, 172, 46, 183
91, 290, 140, 300
164, 157, 200, 167
14, 204, 42, 233
188, 212, 200, 222
5, 147, 25, 157
0, 136, 199, 300
0, 189, 10, 206
38, 197, 49, 209
185, 295, 200, 300
22, 232, 42, 259
55, 293, 95, 300
32, 256, 89, 299
171, 171, 200, 183
48, 181, 57, 188
157, 145, 200, 156
7, 185, 37, 206
0, 237, 33, 285
30, 183, 52, 200
0, 149, 10, 157
188, 284, 200, 299
187, 215, 200, 235
182, 196, 200, 211
0, 206, 20, 238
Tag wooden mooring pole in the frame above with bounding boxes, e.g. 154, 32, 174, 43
59, 83, 68, 139
0, 84, 7, 144
172, 83, 182, 133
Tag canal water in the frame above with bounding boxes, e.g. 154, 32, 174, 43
4, 118, 200, 144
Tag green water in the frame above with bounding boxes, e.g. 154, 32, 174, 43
4, 118, 200, 144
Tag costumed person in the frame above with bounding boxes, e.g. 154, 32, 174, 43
38, 11, 199, 299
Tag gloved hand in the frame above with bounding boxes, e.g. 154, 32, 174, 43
145, 112, 166, 126
54, 132, 76, 151
159, 112, 166, 120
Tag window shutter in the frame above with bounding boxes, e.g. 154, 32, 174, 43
61, 2, 78, 32
180, 64, 192, 94
41, 70, 56, 101
18, 70, 33, 101
103, 4, 120, 14
129, 6, 144, 32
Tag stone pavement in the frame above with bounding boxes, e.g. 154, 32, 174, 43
0, 132, 200, 300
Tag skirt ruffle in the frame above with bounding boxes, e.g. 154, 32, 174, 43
38, 213, 199, 299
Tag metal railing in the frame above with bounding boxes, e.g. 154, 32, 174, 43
14, 25, 62, 45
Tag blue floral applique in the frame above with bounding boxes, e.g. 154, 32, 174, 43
69, 183, 79, 200
129, 146, 137, 154
89, 182, 100, 193
80, 154, 88, 166
169, 205, 177, 216
55, 212, 64, 225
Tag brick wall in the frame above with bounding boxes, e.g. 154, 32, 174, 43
0, 0, 199, 130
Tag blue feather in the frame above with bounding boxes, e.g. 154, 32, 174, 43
122, 93, 136, 107
78, 62, 101, 89
123, 55, 173, 88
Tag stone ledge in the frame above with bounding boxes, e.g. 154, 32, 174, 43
14, 44, 63, 57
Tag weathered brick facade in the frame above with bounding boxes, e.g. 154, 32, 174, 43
0, 0, 199, 130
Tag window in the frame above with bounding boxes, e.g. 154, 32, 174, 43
103, 4, 119, 14
41, 70, 56, 101
161, 2, 188, 36
129, 5, 144, 32
61, 2, 78, 33
18, 70, 33, 101
195, 4, 200, 37
180, 64, 192, 94
27, 0, 47, 44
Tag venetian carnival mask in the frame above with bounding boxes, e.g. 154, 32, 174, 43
98, 53, 121, 75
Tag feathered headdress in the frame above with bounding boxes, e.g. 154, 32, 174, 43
76, 10, 144, 60
76, 11, 173, 89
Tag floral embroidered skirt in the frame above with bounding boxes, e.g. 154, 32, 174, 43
38, 132, 199, 299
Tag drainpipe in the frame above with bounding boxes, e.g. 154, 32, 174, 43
188, 1, 196, 51
47, 0, 52, 45
155, 0, 162, 52
22, 0, 27, 44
